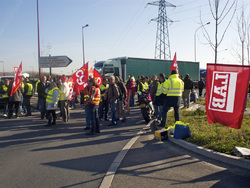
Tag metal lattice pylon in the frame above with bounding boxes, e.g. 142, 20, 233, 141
148, 0, 176, 60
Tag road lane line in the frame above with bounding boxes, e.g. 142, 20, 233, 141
99, 124, 151, 188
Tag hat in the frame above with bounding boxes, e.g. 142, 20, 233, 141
60, 76, 67, 80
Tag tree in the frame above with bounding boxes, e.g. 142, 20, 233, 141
201, 0, 237, 64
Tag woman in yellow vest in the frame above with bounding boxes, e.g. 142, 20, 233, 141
23, 78, 33, 116
1, 79, 10, 117
45, 82, 59, 126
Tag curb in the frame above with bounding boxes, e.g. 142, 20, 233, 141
168, 136, 250, 170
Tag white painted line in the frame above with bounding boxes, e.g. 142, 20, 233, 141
99, 124, 151, 188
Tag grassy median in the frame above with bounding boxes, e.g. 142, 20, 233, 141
166, 99, 250, 156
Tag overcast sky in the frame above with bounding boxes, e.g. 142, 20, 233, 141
0, 0, 249, 75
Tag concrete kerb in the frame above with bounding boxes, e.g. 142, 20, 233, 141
168, 135, 250, 170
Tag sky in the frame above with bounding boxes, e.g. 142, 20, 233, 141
0, 0, 249, 76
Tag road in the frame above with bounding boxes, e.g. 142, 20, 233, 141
0, 101, 249, 188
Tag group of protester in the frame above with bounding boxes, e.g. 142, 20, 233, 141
1, 71, 205, 135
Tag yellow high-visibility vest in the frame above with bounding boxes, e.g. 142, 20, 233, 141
46, 87, 59, 103
2, 85, 8, 98
163, 74, 184, 96
156, 82, 164, 96
25, 83, 33, 95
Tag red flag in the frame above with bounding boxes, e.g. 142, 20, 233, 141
94, 68, 102, 86
67, 63, 89, 101
10, 62, 22, 96
206, 64, 250, 129
170, 52, 179, 76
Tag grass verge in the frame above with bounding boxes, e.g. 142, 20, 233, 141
166, 100, 250, 156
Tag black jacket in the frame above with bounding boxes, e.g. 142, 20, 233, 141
37, 81, 49, 99
184, 77, 193, 90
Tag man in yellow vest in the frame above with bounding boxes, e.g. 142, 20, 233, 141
1, 79, 10, 117
23, 78, 33, 116
159, 70, 184, 127
45, 82, 59, 126
99, 77, 109, 121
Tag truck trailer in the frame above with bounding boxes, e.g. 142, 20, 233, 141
94, 57, 200, 81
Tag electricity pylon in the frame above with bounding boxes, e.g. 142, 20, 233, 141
147, 0, 176, 60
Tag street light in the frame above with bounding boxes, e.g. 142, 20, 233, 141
0, 61, 4, 76
82, 24, 89, 65
194, 22, 210, 62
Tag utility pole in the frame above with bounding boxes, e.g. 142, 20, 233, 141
147, 0, 176, 60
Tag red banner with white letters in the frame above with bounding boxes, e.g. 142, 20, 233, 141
206, 64, 250, 129
10, 62, 22, 96
93, 68, 102, 86
67, 63, 89, 101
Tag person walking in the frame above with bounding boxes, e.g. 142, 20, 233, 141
37, 75, 49, 119
198, 78, 205, 97
45, 82, 59, 126
1, 79, 10, 117
86, 78, 101, 135
160, 70, 184, 127
99, 77, 109, 121
115, 76, 127, 122
23, 78, 33, 116
7, 81, 23, 119
183, 73, 193, 108
59, 76, 70, 122
106, 75, 119, 126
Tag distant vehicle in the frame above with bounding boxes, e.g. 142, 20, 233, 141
0, 76, 15, 107
94, 57, 200, 82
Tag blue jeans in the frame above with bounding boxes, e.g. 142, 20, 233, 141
39, 98, 46, 119
98, 100, 109, 119
130, 95, 134, 107
84, 104, 90, 128
89, 104, 99, 125
110, 100, 117, 124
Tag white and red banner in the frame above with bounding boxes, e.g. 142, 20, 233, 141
67, 63, 103, 101
93, 68, 102, 86
206, 64, 250, 129
67, 63, 89, 101
170, 52, 179, 76
10, 62, 22, 96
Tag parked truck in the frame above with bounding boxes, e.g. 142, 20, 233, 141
94, 57, 200, 81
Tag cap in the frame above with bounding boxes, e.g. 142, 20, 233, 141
60, 76, 67, 80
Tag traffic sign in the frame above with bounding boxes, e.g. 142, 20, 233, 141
39, 56, 72, 68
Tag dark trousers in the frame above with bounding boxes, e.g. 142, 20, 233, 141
24, 97, 31, 115
39, 98, 46, 119
8, 101, 20, 118
47, 110, 56, 124
199, 88, 203, 97
3, 98, 9, 114
99, 100, 109, 119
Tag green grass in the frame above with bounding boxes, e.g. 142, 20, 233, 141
166, 99, 250, 156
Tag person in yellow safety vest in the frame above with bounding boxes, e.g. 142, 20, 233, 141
138, 77, 146, 94
99, 77, 109, 121
145, 76, 149, 91
45, 82, 59, 126
1, 79, 10, 117
159, 70, 184, 127
23, 78, 33, 116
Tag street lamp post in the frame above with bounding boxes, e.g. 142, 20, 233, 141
194, 22, 210, 62
82, 24, 89, 65
0, 61, 4, 76
37, 0, 41, 77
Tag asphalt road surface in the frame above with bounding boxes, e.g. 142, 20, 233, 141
0, 103, 249, 188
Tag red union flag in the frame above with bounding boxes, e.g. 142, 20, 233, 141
206, 64, 250, 129
170, 52, 179, 76
10, 62, 22, 96
93, 68, 102, 86
67, 63, 89, 101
